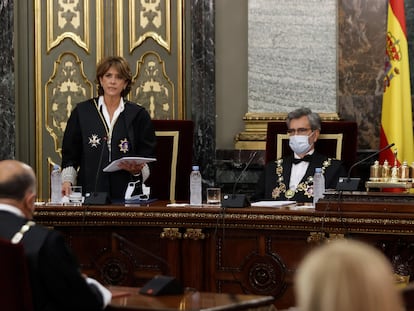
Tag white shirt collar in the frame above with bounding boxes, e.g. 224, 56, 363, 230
98, 96, 125, 128
0, 203, 25, 218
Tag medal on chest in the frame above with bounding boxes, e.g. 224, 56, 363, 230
88, 134, 102, 148
119, 138, 130, 153
271, 158, 333, 199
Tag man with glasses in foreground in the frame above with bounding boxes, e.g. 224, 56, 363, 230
251, 107, 346, 203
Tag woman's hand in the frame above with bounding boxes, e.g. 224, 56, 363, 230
118, 161, 145, 175
62, 181, 72, 196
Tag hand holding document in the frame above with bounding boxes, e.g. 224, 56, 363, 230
103, 157, 156, 172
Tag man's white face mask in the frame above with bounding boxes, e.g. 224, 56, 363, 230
289, 132, 314, 155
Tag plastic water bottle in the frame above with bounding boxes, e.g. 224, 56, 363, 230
50, 164, 62, 204
313, 167, 325, 206
190, 165, 202, 206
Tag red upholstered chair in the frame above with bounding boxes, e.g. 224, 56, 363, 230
0, 238, 33, 311
146, 120, 194, 202
265, 121, 358, 172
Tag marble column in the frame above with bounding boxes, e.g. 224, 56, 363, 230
191, 0, 216, 188
0, 0, 15, 160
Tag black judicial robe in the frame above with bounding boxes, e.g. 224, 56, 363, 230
0, 211, 104, 311
62, 98, 156, 200
251, 151, 346, 203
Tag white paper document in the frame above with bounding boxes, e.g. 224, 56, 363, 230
251, 201, 296, 208
103, 157, 156, 172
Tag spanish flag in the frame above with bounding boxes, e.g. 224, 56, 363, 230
380, 0, 413, 167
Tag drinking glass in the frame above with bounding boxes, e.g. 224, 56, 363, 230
206, 188, 221, 205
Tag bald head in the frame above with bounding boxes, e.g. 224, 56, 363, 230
0, 160, 36, 201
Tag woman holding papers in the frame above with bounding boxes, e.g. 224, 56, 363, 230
61, 56, 156, 201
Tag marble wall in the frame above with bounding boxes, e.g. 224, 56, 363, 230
190, 0, 217, 186
0, 0, 14, 160
248, 0, 337, 113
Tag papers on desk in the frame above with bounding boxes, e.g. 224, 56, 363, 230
251, 201, 315, 210
251, 201, 296, 208
103, 157, 156, 172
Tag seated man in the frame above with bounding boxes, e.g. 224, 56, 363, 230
0, 159, 111, 311
251, 107, 346, 203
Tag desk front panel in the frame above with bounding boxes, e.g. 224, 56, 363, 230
34, 202, 414, 309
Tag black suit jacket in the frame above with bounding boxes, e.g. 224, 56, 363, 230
251, 151, 346, 203
0, 211, 104, 311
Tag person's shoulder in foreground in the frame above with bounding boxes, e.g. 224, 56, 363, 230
295, 239, 404, 311
0, 159, 111, 311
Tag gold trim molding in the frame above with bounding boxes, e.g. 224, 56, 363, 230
47, 0, 90, 53
130, 0, 171, 53
34, 207, 414, 235
235, 112, 341, 150
276, 133, 343, 159
44, 52, 93, 155
155, 130, 179, 202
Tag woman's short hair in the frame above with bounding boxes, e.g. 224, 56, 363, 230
295, 239, 403, 311
96, 56, 133, 98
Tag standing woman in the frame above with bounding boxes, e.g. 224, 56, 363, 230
61, 56, 156, 201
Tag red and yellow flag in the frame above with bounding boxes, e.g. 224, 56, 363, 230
380, 0, 413, 166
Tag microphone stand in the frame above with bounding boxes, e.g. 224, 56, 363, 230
84, 137, 111, 205
112, 233, 184, 296
336, 143, 395, 191
221, 151, 258, 208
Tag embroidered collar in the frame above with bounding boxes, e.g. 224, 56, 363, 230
11, 221, 35, 244
271, 157, 332, 200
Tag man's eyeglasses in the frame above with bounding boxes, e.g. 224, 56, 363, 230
287, 128, 312, 135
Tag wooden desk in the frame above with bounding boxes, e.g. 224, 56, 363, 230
34, 198, 414, 309
107, 286, 275, 311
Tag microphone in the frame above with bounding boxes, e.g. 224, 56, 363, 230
112, 233, 184, 296
336, 143, 395, 191
222, 151, 258, 208
84, 136, 111, 205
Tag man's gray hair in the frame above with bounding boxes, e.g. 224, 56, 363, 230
286, 107, 321, 131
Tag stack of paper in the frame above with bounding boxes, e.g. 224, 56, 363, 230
251, 201, 296, 208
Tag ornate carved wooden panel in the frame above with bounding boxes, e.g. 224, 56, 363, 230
34, 0, 185, 200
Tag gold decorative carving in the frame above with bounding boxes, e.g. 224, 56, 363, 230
235, 112, 341, 150
307, 232, 326, 244
45, 52, 93, 154
183, 228, 205, 240
130, 0, 171, 52
327, 233, 345, 242
132, 52, 174, 119
160, 227, 182, 240
34, 207, 414, 235
47, 0, 90, 53
155, 130, 179, 202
